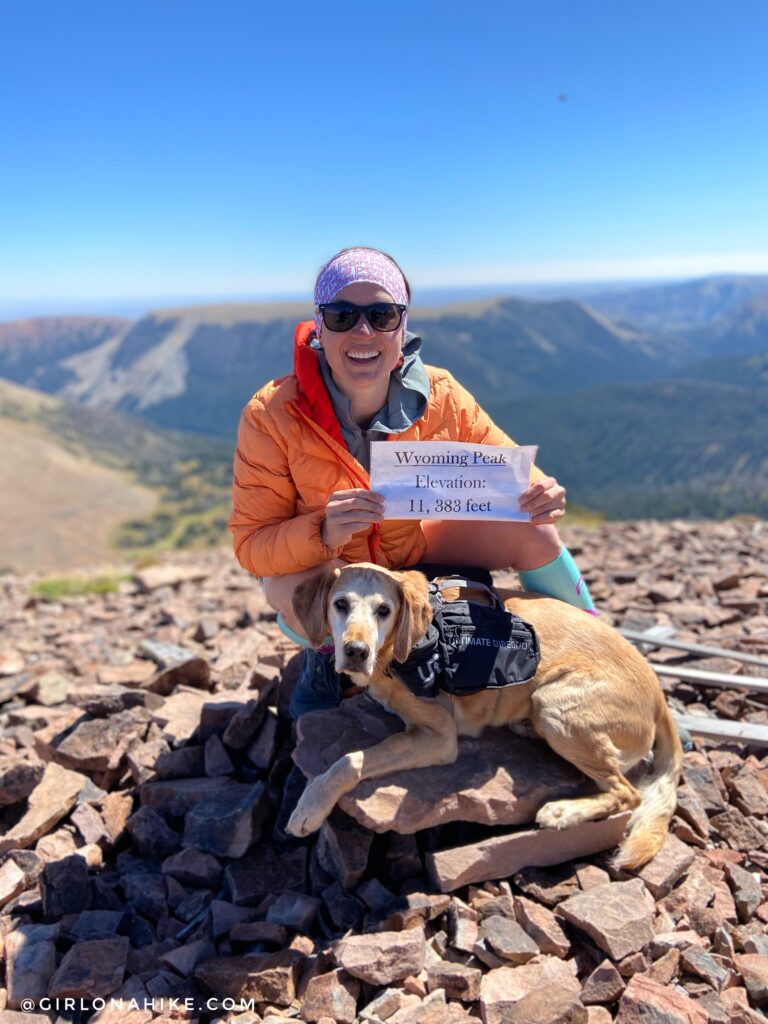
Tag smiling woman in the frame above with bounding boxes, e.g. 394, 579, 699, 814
228, 246, 595, 718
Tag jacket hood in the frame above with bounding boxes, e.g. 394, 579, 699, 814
291, 319, 426, 447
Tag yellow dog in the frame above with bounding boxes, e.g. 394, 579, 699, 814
286, 563, 682, 869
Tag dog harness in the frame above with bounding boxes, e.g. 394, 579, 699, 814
391, 576, 541, 700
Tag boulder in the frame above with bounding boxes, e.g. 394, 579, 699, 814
293, 696, 584, 833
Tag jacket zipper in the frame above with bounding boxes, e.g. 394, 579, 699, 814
291, 405, 384, 564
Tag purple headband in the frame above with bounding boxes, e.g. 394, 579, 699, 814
313, 249, 409, 337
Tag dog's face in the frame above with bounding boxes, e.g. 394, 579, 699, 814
292, 563, 433, 679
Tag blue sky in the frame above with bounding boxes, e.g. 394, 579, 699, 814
2, 0, 768, 314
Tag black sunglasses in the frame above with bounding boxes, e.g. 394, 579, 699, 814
318, 301, 407, 333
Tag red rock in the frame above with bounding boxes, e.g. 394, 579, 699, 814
427, 813, 631, 891
0, 761, 87, 854
334, 929, 425, 986
514, 894, 571, 957
709, 808, 765, 852
316, 812, 373, 887
246, 707, 279, 771
182, 780, 269, 858
674, 785, 710, 838
724, 861, 763, 923
585, 1009, 613, 1024
265, 892, 321, 932
729, 772, 768, 817
651, 931, 706, 958
0, 648, 25, 675
479, 956, 585, 1024
124, 806, 180, 859
447, 897, 479, 953
646, 947, 681, 985
0, 861, 26, 910
615, 974, 708, 1024
70, 801, 110, 846
378, 892, 451, 932
575, 864, 611, 892
97, 661, 156, 687
161, 847, 222, 888
0, 758, 45, 806
222, 693, 273, 749
734, 954, 768, 1007
388, 996, 473, 1024
134, 565, 210, 592
479, 915, 538, 964
359, 988, 421, 1021
230, 920, 287, 946
679, 945, 729, 991
140, 774, 234, 818
49, 937, 129, 998
158, 940, 215, 976
294, 698, 586, 833
632, 833, 695, 899
5, 927, 57, 1008
617, 951, 650, 978
556, 879, 655, 961
203, 733, 234, 775
682, 753, 727, 814
426, 961, 482, 1002
224, 844, 307, 904
195, 950, 305, 1005
299, 969, 359, 1024
55, 708, 150, 772
101, 791, 134, 844
581, 960, 625, 1004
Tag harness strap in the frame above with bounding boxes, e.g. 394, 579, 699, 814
430, 575, 505, 610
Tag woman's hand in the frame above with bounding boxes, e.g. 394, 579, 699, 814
321, 489, 385, 549
519, 476, 566, 524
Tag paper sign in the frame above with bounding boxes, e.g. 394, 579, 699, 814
369, 441, 538, 521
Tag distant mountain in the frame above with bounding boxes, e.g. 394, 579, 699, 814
582, 274, 768, 332
668, 348, 768, 388
686, 294, 768, 358
487, 350, 768, 519
0, 298, 691, 438
0, 378, 232, 572
0, 316, 128, 391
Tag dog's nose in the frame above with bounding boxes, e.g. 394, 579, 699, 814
343, 640, 370, 665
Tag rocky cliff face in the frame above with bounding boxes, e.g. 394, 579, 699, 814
1, 520, 767, 1022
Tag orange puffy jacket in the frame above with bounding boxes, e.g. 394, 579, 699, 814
229, 321, 545, 577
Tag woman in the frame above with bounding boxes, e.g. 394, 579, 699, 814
229, 247, 595, 717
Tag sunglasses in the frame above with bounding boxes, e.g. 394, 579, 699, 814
318, 301, 407, 333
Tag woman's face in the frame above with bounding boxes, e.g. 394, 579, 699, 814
318, 281, 405, 402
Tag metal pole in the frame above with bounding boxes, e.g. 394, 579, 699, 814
621, 628, 768, 669
651, 662, 768, 695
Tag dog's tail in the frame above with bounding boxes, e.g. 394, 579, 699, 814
612, 695, 684, 870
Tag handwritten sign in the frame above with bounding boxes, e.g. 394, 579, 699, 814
370, 441, 538, 521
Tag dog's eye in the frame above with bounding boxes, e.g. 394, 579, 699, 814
377, 605, 391, 618
333, 597, 349, 613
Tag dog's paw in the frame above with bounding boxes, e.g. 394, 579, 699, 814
285, 779, 331, 837
535, 800, 581, 830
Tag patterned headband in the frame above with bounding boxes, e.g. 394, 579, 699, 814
313, 249, 409, 337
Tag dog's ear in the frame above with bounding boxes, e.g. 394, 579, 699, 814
391, 570, 433, 663
291, 568, 339, 647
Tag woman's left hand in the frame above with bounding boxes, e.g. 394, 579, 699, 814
519, 476, 566, 524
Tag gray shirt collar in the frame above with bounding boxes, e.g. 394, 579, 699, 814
316, 331, 429, 434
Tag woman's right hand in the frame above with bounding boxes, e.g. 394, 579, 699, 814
321, 489, 385, 549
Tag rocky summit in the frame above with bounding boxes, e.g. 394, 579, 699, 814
1, 519, 768, 1023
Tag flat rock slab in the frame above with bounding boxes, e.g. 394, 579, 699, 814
0, 761, 87, 855
427, 812, 631, 892
293, 696, 584, 833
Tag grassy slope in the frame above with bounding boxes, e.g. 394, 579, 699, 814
0, 378, 234, 570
